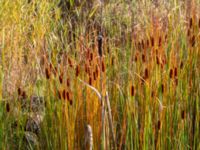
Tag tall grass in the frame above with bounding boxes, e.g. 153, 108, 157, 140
0, 0, 199, 149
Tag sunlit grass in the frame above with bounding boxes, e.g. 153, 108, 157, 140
0, 0, 199, 149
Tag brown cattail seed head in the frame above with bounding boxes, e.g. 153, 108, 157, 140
131, 85, 135, 96
199, 18, 200, 28
93, 72, 96, 81
45, 68, 50, 79
66, 91, 70, 101
98, 34, 103, 57
180, 61, 184, 69
69, 100, 73, 105
76, 65, 80, 77
142, 54, 146, 63
68, 58, 73, 67
151, 36, 154, 47
58, 90, 62, 99
89, 77, 92, 85
161, 84, 164, 93
187, 29, 190, 37
49, 63, 53, 71
156, 56, 160, 65
165, 34, 168, 41
169, 69, 173, 79
22, 91, 27, 99
135, 54, 138, 62
174, 67, 178, 77
175, 78, 178, 86
159, 36, 162, 47
59, 74, 63, 84
141, 40, 145, 49
96, 65, 99, 77
157, 120, 161, 130
102, 61, 105, 72
111, 56, 114, 66
6, 103, 10, 112
18, 87, 22, 96
144, 68, 149, 79
90, 52, 93, 61
191, 35, 195, 47
189, 17, 193, 28
181, 110, 185, 120
67, 78, 70, 87
146, 39, 149, 47
62, 89, 66, 100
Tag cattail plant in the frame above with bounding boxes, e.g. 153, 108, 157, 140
141, 40, 145, 49
18, 87, 22, 96
75, 65, 80, 77
18, 87, 27, 100
187, 28, 191, 37
146, 39, 149, 47
181, 110, 186, 120
102, 60, 105, 72
98, 32, 105, 149
199, 18, 200, 28
59, 73, 63, 84
190, 35, 195, 47
156, 56, 160, 65
151, 36, 154, 47
66, 91, 70, 101
174, 67, 178, 78
111, 56, 114, 66
180, 61, 184, 69
144, 68, 149, 79
89, 77, 92, 85
68, 57, 73, 67
142, 54, 146, 63
45, 67, 50, 79
161, 84, 164, 93
62, 89, 66, 100
95, 65, 99, 78
157, 120, 161, 131
98, 34, 103, 57
58, 90, 62, 100
169, 68, 173, 79
189, 17, 193, 28
130, 85, 135, 96
135, 53, 138, 62
93, 72, 96, 81
158, 36, 162, 47
90, 52, 93, 61
67, 78, 70, 87
6, 103, 10, 112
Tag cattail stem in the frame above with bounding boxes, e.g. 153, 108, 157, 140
98, 34, 103, 57
98, 32, 105, 149
105, 92, 116, 149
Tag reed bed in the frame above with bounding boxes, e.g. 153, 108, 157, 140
0, 0, 199, 149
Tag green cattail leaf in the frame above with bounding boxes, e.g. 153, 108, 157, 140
88, 5, 99, 18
